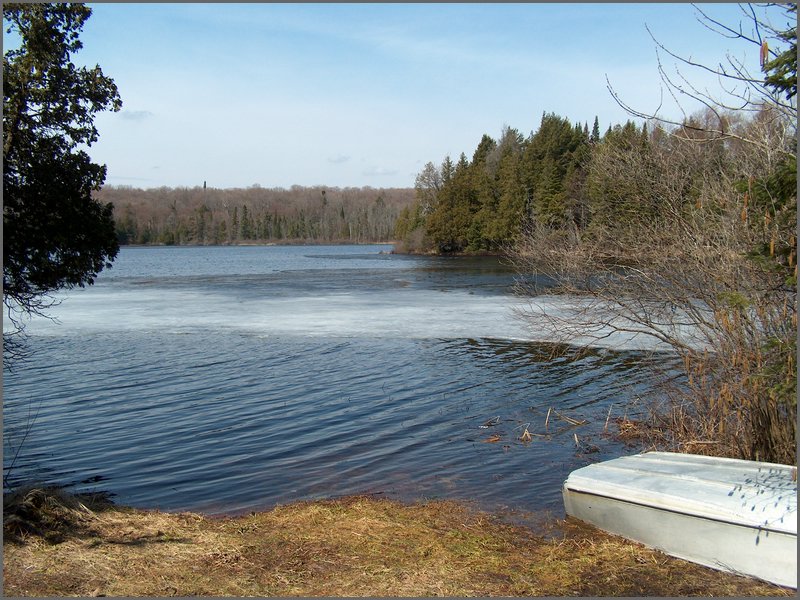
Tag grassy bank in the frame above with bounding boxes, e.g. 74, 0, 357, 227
3, 487, 791, 597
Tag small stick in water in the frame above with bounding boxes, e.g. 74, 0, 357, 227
545, 407, 552, 432
479, 416, 501, 429
604, 405, 613, 432
553, 410, 586, 426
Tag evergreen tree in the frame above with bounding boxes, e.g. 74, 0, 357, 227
533, 156, 565, 227
491, 140, 527, 243
590, 116, 601, 143
240, 204, 253, 239
522, 113, 588, 228
467, 134, 498, 251
4, 3, 121, 363
426, 153, 473, 253
440, 155, 455, 183
762, 8, 797, 101
229, 206, 239, 242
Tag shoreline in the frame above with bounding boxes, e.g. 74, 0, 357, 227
115, 241, 506, 259
3, 487, 791, 597
119, 240, 399, 249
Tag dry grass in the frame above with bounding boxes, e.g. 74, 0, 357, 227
3, 487, 793, 597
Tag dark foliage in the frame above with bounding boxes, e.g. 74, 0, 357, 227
3, 3, 121, 365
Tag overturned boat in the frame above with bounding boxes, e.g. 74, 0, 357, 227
562, 451, 797, 588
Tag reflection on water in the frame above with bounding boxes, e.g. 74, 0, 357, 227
3, 245, 680, 518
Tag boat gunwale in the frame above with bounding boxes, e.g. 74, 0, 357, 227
637, 451, 796, 472
564, 452, 797, 534
562, 486, 796, 537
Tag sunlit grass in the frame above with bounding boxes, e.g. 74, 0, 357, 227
3, 487, 792, 597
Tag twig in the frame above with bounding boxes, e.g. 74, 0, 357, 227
3, 397, 43, 491
553, 409, 587, 426
479, 416, 501, 429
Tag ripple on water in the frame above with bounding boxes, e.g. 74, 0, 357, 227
4, 331, 678, 516
4, 246, 680, 517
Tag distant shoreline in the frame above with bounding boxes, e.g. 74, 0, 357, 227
119, 240, 398, 249
115, 241, 505, 258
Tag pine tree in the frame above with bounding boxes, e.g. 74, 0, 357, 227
230, 206, 239, 242
240, 204, 253, 239
590, 116, 601, 143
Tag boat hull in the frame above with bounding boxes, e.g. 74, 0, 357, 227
562, 452, 797, 588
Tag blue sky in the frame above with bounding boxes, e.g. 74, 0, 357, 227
10, 3, 776, 189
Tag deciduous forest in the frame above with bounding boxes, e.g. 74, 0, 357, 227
101, 185, 414, 245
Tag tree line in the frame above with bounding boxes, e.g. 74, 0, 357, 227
99, 185, 414, 246
395, 112, 724, 255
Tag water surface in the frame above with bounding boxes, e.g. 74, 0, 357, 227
3, 245, 677, 518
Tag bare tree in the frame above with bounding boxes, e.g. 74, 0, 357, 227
414, 161, 442, 217
608, 3, 796, 153
513, 3, 796, 464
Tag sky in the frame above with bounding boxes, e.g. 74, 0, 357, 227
6, 3, 779, 189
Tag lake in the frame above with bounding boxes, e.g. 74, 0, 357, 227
3, 245, 678, 520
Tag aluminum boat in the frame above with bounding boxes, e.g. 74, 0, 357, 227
562, 451, 797, 588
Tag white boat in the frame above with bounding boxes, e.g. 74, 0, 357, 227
562, 451, 797, 588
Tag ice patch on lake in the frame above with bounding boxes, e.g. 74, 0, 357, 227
6, 285, 694, 352
2, 244, 707, 353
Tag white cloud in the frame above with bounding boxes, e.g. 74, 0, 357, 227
119, 109, 154, 121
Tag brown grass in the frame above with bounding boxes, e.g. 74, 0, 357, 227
3, 487, 793, 597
